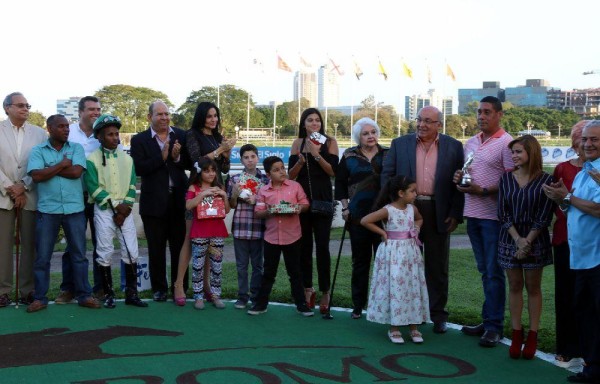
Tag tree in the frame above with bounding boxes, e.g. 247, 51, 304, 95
174, 85, 265, 137
352, 96, 399, 138
28, 111, 46, 128
94, 84, 172, 133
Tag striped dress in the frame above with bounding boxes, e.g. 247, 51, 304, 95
497, 171, 555, 269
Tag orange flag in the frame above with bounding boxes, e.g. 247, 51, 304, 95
277, 55, 292, 72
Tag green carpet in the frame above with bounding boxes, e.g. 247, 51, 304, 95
0, 302, 568, 383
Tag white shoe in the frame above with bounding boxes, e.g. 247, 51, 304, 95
388, 330, 405, 344
213, 298, 225, 309
194, 299, 204, 310
410, 330, 424, 344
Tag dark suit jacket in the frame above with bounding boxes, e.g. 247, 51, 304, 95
381, 133, 464, 233
130, 126, 189, 217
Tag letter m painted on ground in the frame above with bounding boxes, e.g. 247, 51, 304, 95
263, 355, 402, 383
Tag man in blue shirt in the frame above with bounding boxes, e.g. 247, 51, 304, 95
543, 120, 600, 383
26, 114, 101, 312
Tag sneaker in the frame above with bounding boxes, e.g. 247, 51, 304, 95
55, 291, 75, 304
212, 298, 226, 309
247, 304, 267, 315
234, 299, 248, 309
194, 299, 205, 310
555, 356, 584, 369
296, 303, 314, 317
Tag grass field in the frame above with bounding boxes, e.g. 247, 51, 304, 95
37, 242, 559, 354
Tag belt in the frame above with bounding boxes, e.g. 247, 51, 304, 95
416, 195, 435, 201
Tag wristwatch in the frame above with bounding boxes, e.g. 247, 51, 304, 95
481, 188, 489, 197
314, 155, 322, 162
562, 192, 572, 206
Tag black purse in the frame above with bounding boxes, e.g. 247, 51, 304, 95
304, 140, 335, 218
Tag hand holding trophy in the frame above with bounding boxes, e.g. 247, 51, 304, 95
459, 152, 475, 187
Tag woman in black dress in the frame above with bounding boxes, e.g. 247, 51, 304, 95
288, 108, 339, 313
173, 102, 236, 303
497, 135, 554, 359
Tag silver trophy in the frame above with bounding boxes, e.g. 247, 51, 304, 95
459, 152, 474, 187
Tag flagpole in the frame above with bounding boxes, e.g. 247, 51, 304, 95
443, 60, 447, 135
273, 101, 277, 146
246, 91, 250, 144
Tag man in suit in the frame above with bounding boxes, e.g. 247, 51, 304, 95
0, 92, 47, 307
130, 100, 189, 301
381, 105, 464, 334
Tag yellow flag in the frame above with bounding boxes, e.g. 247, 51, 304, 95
378, 60, 388, 80
447, 64, 456, 81
402, 62, 413, 79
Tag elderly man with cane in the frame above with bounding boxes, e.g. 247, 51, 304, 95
0, 92, 47, 308
84, 114, 147, 309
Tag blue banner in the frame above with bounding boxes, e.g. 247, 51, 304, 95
230, 147, 293, 164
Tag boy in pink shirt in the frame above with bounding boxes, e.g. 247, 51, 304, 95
247, 156, 312, 316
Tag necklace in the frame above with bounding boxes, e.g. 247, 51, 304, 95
204, 134, 219, 150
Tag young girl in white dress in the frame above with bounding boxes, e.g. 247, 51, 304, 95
360, 175, 430, 344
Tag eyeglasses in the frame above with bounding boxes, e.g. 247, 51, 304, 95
10, 103, 32, 110
415, 117, 439, 125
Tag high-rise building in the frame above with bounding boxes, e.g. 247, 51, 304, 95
57, 97, 80, 121
405, 90, 453, 121
505, 79, 554, 107
547, 88, 600, 116
293, 71, 317, 107
318, 64, 340, 108
458, 82, 504, 113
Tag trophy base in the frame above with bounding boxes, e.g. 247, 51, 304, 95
458, 183, 471, 188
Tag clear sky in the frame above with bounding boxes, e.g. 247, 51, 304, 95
3, 0, 599, 119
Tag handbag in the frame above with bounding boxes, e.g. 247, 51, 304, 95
303, 139, 335, 218
195, 186, 226, 220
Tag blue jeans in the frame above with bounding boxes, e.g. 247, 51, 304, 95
34, 211, 92, 304
233, 238, 264, 302
466, 218, 505, 333
60, 200, 103, 293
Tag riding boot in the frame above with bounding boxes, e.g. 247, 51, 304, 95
99, 264, 116, 309
125, 263, 148, 307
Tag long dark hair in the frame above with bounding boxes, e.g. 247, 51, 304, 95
298, 108, 328, 139
373, 175, 415, 210
189, 158, 222, 189
191, 101, 223, 142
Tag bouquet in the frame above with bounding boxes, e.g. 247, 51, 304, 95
238, 173, 263, 199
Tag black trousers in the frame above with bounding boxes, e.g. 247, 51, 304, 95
574, 264, 600, 373
415, 200, 450, 323
141, 193, 187, 295
299, 212, 332, 292
254, 239, 305, 308
348, 222, 380, 312
553, 242, 581, 357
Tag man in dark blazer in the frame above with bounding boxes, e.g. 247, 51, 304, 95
130, 100, 189, 301
381, 106, 464, 334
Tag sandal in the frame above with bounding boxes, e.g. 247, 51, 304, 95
319, 292, 330, 315
388, 330, 405, 344
305, 288, 316, 309
410, 330, 424, 344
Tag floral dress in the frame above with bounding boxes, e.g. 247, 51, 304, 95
367, 204, 430, 326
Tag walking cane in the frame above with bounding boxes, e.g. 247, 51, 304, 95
107, 199, 136, 269
323, 221, 349, 320
14, 207, 21, 309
